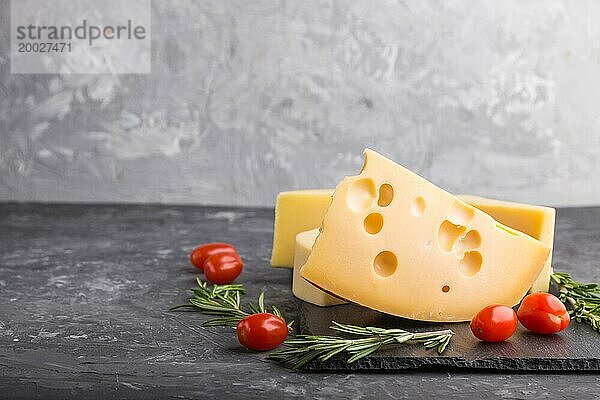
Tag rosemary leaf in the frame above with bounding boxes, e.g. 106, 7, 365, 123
318, 344, 350, 362
269, 321, 453, 369
437, 336, 451, 354
293, 349, 324, 369
247, 303, 261, 315
171, 278, 291, 328
271, 305, 282, 318
258, 292, 266, 313
551, 272, 600, 333
347, 345, 380, 363
392, 334, 414, 344
203, 317, 243, 327
345, 339, 381, 352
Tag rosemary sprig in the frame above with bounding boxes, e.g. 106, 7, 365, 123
268, 321, 453, 369
170, 277, 292, 328
551, 272, 600, 332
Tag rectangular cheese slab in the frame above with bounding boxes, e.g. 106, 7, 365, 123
270, 190, 332, 267
300, 149, 551, 322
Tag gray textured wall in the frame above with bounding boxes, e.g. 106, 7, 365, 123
1, 0, 599, 207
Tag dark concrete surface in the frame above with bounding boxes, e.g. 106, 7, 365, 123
0, 203, 599, 399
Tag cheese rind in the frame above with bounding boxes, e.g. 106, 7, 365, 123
270, 190, 332, 267
300, 149, 551, 322
457, 195, 555, 293
292, 229, 347, 306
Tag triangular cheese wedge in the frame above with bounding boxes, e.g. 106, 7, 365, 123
301, 149, 551, 322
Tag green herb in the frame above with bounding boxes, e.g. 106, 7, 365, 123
268, 321, 453, 369
173, 279, 453, 368
551, 272, 600, 332
170, 277, 292, 328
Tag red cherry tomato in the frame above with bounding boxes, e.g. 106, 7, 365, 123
203, 253, 243, 284
470, 305, 518, 342
517, 293, 570, 334
190, 243, 237, 271
237, 313, 288, 351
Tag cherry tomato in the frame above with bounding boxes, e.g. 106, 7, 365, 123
517, 293, 570, 334
237, 313, 288, 351
470, 305, 518, 342
190, 243, 237, 271
203, 252, 243, 284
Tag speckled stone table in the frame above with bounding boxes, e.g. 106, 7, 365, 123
1, 203, 599, 399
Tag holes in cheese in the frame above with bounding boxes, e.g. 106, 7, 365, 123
448, 201, 475, 226
373, 251, 397, 277
457, 194, 555, 293
438, 220, 467, 252
411, 196, 426, 216
364, 213, 384, 234
377, 184, 394, 207
300, 149, 551, 322
346, 178, 376, 212
458, 230, 481, 254
458, 251, 483, 277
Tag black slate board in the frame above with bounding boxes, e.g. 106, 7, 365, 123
296, 301, 600, 371
294, 205, 600, 372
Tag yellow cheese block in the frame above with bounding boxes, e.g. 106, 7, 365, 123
457, 195, 555, 293
270, 189, 332, 267
292, 229, 347, 306
301, 149, 551, 322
